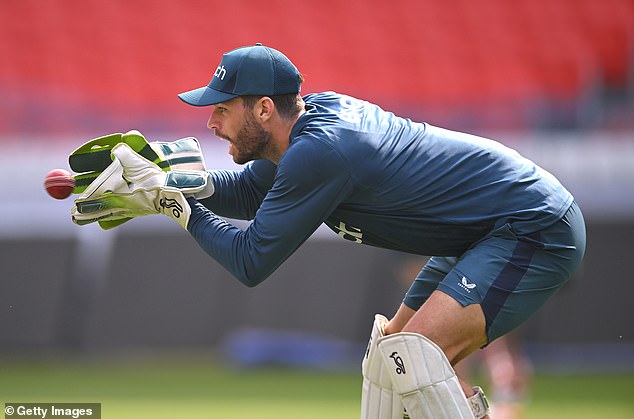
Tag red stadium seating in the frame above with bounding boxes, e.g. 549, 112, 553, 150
0, 0, 632, 134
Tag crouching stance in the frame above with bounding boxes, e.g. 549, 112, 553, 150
66, 45, 587, 419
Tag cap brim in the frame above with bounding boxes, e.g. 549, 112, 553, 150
178, 86, 238, 107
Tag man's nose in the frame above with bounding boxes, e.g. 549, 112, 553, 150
207, 106, 219, 130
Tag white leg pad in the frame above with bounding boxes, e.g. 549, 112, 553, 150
361, 314, 406, 419
377, 332, 475, 419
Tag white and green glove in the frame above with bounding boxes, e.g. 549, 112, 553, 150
69, 129, 208, 229
71, 143, 214, 230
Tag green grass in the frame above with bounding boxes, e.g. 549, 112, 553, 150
1, 356, 633, 418
523, 374, 634, 419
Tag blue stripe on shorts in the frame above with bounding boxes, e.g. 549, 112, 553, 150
480, 233, 540, 333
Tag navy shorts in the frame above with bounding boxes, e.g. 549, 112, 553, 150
403, 201, 586, 344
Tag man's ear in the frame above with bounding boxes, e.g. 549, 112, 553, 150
256, 97, 275, 123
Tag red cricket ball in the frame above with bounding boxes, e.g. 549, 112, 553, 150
44, 169, 75, 200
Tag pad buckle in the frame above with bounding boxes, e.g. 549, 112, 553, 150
468, 386, 491, 418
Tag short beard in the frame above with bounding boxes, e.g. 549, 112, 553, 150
232, 111, 271, 164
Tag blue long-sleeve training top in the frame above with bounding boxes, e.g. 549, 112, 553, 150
187, 92, 573, 287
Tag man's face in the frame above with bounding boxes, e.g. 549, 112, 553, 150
207, 97, 271, 164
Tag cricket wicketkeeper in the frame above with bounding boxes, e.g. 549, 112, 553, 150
69, 44, 586, 419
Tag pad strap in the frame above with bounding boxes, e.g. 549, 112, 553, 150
467, 387, 490, 419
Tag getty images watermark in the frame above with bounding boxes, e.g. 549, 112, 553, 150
4, 403, 100, 419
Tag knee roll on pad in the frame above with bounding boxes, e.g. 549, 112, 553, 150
361, 314, 407, 419
377, 332, 476, 419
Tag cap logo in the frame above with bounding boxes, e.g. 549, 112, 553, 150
214, 65, 227, 80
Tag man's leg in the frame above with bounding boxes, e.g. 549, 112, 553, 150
382, 292, 490, 419
378, 203, 585, 418
403, 291, 487, 369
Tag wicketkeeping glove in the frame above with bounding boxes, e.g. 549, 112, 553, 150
69, 129, 209, 229
71, 143, 214, 230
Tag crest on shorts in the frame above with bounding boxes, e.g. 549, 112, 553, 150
458, 276, 476, 293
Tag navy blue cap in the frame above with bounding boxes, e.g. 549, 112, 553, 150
178, 44, 301, 107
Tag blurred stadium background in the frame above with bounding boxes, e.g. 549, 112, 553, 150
1, 0, 633, 417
